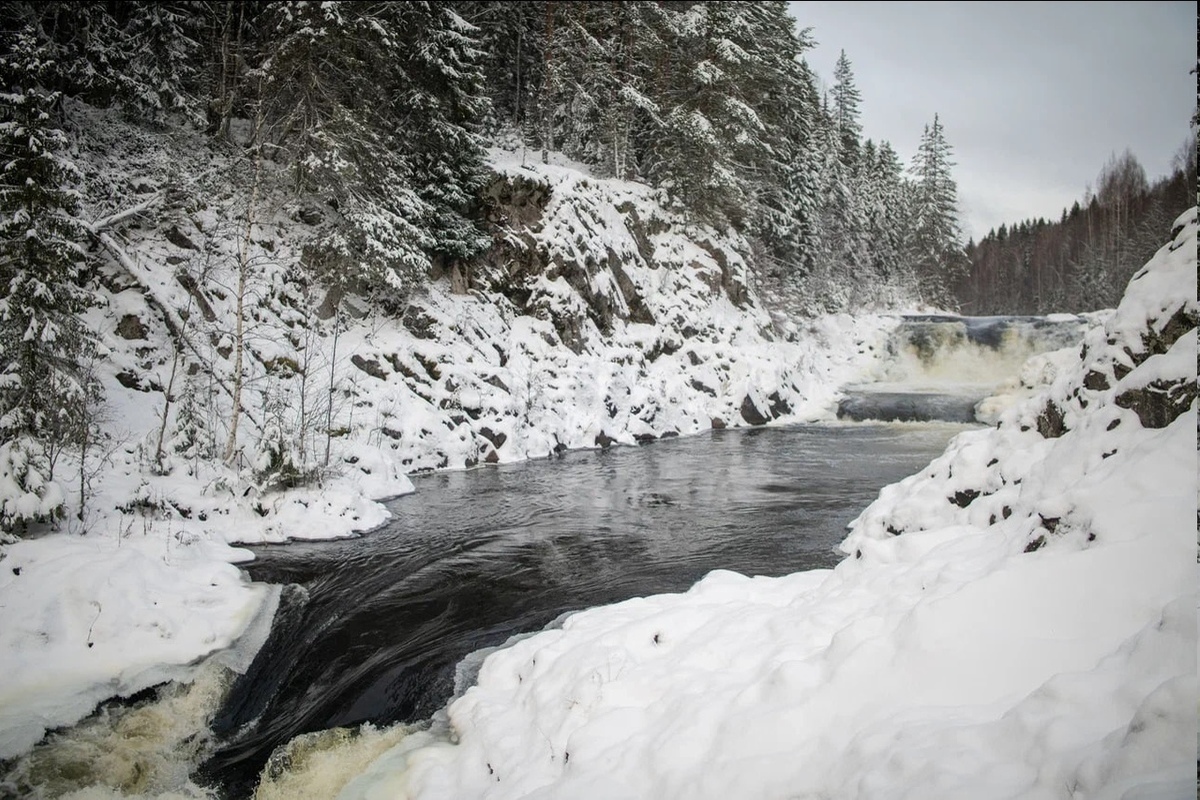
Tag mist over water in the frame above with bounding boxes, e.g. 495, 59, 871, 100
881, 315, 1088, 385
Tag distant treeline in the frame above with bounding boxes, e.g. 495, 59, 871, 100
958, 145, 1196, 314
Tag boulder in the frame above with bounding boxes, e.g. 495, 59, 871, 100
739, 396, 770, 426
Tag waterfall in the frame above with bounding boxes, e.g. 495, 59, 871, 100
838, 315, 1091, 423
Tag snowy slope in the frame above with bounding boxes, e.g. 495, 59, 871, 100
325, 209, 1197, 799
321, 148, 893, 472
0, 111, 893, 766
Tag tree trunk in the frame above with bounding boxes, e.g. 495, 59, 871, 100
323, 307, 340, 468
224, 143, 262, 464
450, 262, 468, 294
224, 256, 246, 464
541, 3, 555, 164
153, 306, 186, 466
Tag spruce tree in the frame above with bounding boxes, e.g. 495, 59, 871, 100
258, 0, 433, 297
737, 5, 821, 276
907, 113, 965, 306
830, 49, 862, 169
392, 2, 492, 270
0, 28, 99, 533
462, 1, 546, 136
751, 50, 821, 277
258, 1, 491, 296
649, 1, 778, 227
531, 0, 662, 180
810, 108, 867, 308
113, 1, 204, 125
859, 140, 911, 289
0, 2, 122, 102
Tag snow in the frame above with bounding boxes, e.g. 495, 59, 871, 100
0, 100, 1193, 798
0, 532, 278, 762
324, 209, 1197, 799
0, 125, 893, 770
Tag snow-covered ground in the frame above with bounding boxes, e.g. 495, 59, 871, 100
288, 209, 1193, 799
0, 128, 897, 772
1, 103, 1192, 797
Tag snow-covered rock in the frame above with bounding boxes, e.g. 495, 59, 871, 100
319, 149, 891, 474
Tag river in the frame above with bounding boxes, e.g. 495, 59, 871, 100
201, 421, 967, 797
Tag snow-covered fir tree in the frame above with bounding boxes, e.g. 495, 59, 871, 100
394, 2, 493, 273
0, 28, 99, 532
461, 1, 545, 136
649, 1, 765, 228
907, 113, 965, 306
750, 37, 822, 277
256, 1, 492, 299
830, 49, 862, 169
542, 0, 663, 181
2, 2, 121, 102
258, 1, 434, 297
113, 1, 204, 125
857, 139, 912, 290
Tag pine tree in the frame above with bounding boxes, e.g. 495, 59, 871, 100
534, 1, 605, 166
113, 1, 204, 125
462, 0, 546, 137
532, 0, 663, 181
731, 4, 821, 279
859, 140, 911, 289
203, 0, 263, 139
256, 1, 491, 297
751, 50, 821, 277
258, 0, 433, 297
0, 2, 123, 103
809, 106, 868, 309
649, 1, 778, 227
601, 2, 665, 181
0, 28, 100, 533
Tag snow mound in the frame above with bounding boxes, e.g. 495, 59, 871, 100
337, 209, 1197, 798
0, 533, 276, 761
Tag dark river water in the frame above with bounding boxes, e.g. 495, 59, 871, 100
201, 422, 965, 796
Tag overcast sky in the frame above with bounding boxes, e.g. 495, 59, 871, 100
787, 1, 1196, 241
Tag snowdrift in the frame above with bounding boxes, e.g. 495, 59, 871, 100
332, 209, 1197, 799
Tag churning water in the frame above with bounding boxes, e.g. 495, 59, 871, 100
838, 315, 1089, 423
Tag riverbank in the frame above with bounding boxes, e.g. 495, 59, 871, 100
0, 130, 902, 770
279, 209, 1199, 799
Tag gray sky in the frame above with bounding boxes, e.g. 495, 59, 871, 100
788, 1, 1197, 241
